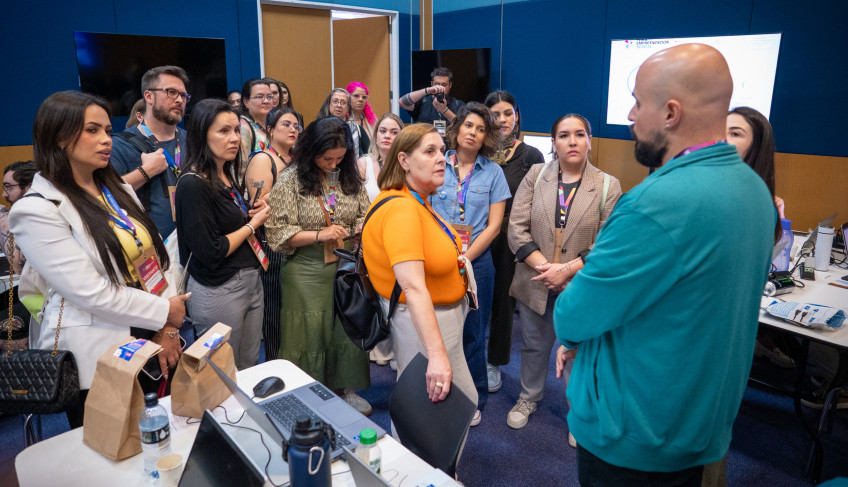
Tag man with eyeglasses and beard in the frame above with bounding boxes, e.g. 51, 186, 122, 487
0, 160, 36, 274
551, 44, 775, 486
111, 65, 190, 239
110, 65, 190, 392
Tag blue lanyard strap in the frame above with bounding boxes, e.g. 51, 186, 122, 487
228, 189, 249, 217
102, 185, 143, 250
451, 154, 473, 223
411, 190, 459, 254
138, 123, 181, 176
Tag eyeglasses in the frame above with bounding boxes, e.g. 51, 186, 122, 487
251, 94, 276, 102
279, 122, 303, 133
330, 99, 348, 107
351, 94, 369, 101
148, 88, 191, 102
3, 184, 20, 191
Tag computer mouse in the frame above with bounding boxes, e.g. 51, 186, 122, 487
253, 376, 285, 398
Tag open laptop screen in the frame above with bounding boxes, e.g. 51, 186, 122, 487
178, 410, 265, 487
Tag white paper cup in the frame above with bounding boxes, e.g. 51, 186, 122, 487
156, 453, 184, 487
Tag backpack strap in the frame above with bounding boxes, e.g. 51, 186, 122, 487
533, 161, 554, 189
113, 131, 160, 213
361, 195, 402, 320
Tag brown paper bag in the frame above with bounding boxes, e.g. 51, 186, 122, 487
83, 336, 162, 461
170, 323, 236, 419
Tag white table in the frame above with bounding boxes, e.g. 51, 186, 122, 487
15, 359, 449, 487
754, 238, 848, 482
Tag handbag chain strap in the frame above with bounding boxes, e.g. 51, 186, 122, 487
4, 232, 64, 357
4, 233, 13, 356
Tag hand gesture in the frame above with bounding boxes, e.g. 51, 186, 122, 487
426, 352, 453, 402
531, 263, 571, 291
318, 224, 349, 242
248, 202, 271, 229
140, 148, 169, 177
555, 345, 578, 378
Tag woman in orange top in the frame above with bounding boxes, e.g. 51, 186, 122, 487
362, 123, 477, 408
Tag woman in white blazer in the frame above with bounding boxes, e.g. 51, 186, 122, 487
10, 91, 188, 427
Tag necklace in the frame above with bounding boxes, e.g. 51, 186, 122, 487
493, 138, 517, 166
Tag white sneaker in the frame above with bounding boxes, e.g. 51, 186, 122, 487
389, 359, 397, 371
470, 410, 482, 427
507, 399, 537, 429
342, 390, 373, 416
487, 363, 502, 393
568, 432, 576, 448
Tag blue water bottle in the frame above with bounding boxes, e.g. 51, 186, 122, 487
284, 416, 333, 487
773, 218, 793, 272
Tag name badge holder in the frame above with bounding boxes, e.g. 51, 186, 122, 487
102, 185, 169, 296
450, 156, 474, 254
229, 190, 269, 271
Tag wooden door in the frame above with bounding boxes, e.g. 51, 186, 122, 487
261, 5, 332, 126
332, 16, 392, 122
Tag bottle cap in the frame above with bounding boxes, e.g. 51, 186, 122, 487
144, 392, 158, 407
359, 428, 377, 445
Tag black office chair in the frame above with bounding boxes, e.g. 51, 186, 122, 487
388, 353, 476, 477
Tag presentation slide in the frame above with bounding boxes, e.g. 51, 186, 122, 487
606, 33, 782, 126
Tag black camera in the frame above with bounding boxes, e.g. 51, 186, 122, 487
436, 93, 445, 103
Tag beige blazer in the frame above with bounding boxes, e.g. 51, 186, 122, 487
507, 161, 622, 315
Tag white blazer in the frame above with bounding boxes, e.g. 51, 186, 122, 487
9, 174, 170, 389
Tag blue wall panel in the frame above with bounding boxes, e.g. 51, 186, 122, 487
431, 0, 848, 157
1, 0, 412, 148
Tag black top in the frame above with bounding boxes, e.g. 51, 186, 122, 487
407, 95, 464, 124
175, 174, 258, 286
500, 142, 545, 215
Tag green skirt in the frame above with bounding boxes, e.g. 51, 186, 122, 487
279, 244, 370, 390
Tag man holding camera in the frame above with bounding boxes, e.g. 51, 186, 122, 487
400, 67, 464, 131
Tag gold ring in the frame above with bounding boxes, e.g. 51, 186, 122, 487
435, 382, 444, 388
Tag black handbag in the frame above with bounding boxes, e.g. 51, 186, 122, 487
0, 232, 79, 415
332, 196, 402, 352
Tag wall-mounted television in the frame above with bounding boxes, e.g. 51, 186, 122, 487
411, 48, 491, 105
606, 33, 782, 126
73, 32, 227, 117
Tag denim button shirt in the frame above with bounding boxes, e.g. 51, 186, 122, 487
429, 151, 511, 244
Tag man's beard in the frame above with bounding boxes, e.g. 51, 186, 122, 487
630, 125, 667, 168
152, 103, 182, 125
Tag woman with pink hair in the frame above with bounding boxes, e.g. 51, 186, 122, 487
346, 81, 376, 156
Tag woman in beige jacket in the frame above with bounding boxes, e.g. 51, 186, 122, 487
505, 114, 622, 440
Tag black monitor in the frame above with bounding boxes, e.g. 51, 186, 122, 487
73, 32, 227, 117
411, 48, 491, 104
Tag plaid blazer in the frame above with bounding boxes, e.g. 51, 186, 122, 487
507, 161, 622, 315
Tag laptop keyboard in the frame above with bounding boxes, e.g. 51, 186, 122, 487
262, 395, 351, 448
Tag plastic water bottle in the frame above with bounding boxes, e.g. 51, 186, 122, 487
139, 392, 171, 480
356, 428, 382, 473
773, 218, 793, 272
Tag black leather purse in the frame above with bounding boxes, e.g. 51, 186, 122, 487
0, 233, 79, 415
332, 196, 401, 352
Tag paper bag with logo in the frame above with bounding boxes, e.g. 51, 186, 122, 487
83, 337, 162, 461
170, 323, 236, 419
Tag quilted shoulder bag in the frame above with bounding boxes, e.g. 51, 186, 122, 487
333, 196, 401, 352
0, 232, 79, 415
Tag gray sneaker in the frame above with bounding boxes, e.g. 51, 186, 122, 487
343, 390, 373, 416
487, 363, 502, 393
507, 399, 537, 429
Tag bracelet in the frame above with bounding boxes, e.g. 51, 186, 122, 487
535, 261, 550, 269
315, 230, 320, 244
137, 166, 151, 182
440, 108, 448, 115
245, 223, 255, 233
424, 87, 429, 95
156, 329, 180, 339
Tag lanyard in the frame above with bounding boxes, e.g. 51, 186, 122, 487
555, 164, 585, 229
138, 123, 181, 176
669, 140, 725, 162
227, 189, 249, 218
451, 154, 474, 223
102, 185, 142, 250
322, 186, 337, 224
411, 190, 459, 254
